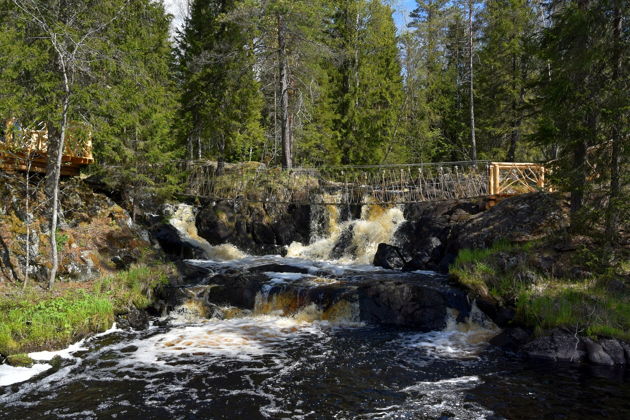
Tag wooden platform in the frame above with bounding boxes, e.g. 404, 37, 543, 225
0, 152, 92, 176
1, 119, 94, 176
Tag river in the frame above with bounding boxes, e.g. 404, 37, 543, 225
1, 204, 629, 419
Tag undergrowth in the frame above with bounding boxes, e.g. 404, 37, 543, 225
450, 240, 630, 341
0, 264, 171, 356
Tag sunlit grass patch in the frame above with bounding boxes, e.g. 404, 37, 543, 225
0, 264, 173, 356
450, 240, 630, 341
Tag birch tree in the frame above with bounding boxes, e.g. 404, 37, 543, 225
12, 0, 128, 288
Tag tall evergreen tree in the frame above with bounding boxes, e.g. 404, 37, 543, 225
332, 0, 404, 165
536, 0, 629, 228
177, 0, 264, 169
477, 0, 538, 161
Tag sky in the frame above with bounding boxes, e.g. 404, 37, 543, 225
162, 0, 417, 36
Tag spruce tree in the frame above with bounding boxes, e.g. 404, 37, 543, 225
177, 0, 264, 169
477, 0, 538, 161
332, 0, 404, 165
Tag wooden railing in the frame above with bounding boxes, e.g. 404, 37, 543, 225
0, 119, 94, 176
179, 160, 547, 205
488, 162, 545, 196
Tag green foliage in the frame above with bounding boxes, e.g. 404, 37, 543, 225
0, 291, 113, 355
451, 239, 630, 341
177, 0, 265, 163
0, 264, 172, 355
6, 353, 34, 367
92, 264, 170, 312
331, 0, 405, 165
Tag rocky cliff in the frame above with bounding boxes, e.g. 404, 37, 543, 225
0, 173, 156, 284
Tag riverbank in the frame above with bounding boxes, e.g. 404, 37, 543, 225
450, 236, 630, 364
0, 263, 173, 365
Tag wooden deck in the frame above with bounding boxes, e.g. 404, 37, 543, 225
0, 119, 93, 176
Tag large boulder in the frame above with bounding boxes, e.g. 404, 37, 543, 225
357, 280, 448, 330
196, 201, 311, 255
450, 193, 568, 252
373, 243, 408, 270
522, 328, 586, 363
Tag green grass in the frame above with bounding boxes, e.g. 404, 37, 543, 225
450, 240, 630, 341
6, 353, 34, 367
0, 264, 172, 356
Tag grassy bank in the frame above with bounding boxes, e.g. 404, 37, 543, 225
0, 264, 172, 357
450, 240, 630, 341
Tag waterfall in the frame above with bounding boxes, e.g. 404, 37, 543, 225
286, 194, 405, 265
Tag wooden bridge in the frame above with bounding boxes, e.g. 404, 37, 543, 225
0, 119, 94, 176
182, 160, 546, 206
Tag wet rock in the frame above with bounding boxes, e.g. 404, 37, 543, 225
522, 329, 585, 363
621, 342, 630, 363
196, 201, 310, 255
489, 328, 531, 352
583, 338, 615, 366
248, 264, 310, 274
358, 281, 447, 330
116, 306, 150, 330
373, 243, 408, 270
205, 273, 268, 309
600, 339, 626, 364
152, 224, 204, 260
474, 298, 515, 328
330, 226, 355, 260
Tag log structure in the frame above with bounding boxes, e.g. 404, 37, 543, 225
180, 160, 547, 206
0, 118, 94, 176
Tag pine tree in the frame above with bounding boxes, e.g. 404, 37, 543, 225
88, 0, 179, 207
536, 0, 628, 228
403, 0, 452, 162
235, 0, 340, 168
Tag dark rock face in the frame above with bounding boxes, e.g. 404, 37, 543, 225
451, 193, 568, 252
196, 201, 311, 255
167, 262, 471, 331
600, 339, 626, 364
373, 243, 408, 270
394, 200, 484, 272
152, 224, 207, 260
518, 330, 630, 366
489, 328, 531, 353
583, 338, 615, 366
357, 281, 447, 330
392, 193, 568, 273
522, 329, 586, 363
116, 306, 150, 330
247, 264, 310, 274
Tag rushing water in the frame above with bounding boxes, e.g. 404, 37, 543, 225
1, 204, 630, 419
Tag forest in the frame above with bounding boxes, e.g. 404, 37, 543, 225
0, 0, 627, 235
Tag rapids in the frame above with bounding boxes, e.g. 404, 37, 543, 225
1, 203, 629, 419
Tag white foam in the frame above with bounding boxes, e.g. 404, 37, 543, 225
286, 205, 405, 265
29, 323, 121, 362
123, 316, 328, 366
0, 363, 52, 387
398, 305, 500, 359
263, 272, 307, 281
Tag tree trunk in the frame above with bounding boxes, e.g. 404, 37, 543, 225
278, 13, 292, 169
468, 0, 477, 163
605, 0, 623, 242
46, 90, 69, 289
